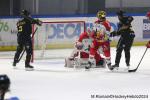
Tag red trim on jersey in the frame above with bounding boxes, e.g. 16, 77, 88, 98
95, 19, 111, 32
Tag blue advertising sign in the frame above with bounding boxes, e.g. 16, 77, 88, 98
143, 19, 150, 38
43, 22, 118, 41
47, 23, 82, 39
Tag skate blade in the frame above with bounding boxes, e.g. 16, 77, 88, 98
85, 68, 90, 71
113, 67, 119, 70
25, 68, 34, 71
111, 67, 129, 73
13, 67, 17, 69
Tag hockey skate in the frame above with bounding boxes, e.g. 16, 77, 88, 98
85, 57, 96, 70
13, 61, 17, 67
12, 59, 19, 69
109, 64, 119, 70
126, 63, 130, 67
96, 59, 106, 68
85, 61, 92, 70
107, 63, 112, 70
125, 63, 130, 70
25, 64, 34, 71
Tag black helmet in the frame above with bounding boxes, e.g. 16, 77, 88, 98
21, 10, 30, 16
0, 74, 10, 92
116, 10, 125, 16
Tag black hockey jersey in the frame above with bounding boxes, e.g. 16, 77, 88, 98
17, 17, 41, 37
118, 16, 134, 29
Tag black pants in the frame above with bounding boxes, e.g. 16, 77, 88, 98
14, 36, 33, 65
115, 36, 134, 65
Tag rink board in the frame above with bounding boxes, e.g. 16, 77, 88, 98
0, 15, 150, 51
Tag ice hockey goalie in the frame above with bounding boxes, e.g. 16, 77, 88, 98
64, 28, 106, 68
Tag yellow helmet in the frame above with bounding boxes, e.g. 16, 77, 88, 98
97, 10, 106, 18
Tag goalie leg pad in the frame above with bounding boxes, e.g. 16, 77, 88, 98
74, 58, 90, 68
64, 58, 74, 68
89, 56, 96, 68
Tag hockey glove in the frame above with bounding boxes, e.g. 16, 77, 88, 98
110, 31, 118, 37
34, 19, 42, 26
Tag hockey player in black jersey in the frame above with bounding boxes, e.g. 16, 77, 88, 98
13, 10, 42, 70
109, 10, 135, 70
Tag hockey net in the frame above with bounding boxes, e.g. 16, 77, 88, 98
32, 21, 86, 61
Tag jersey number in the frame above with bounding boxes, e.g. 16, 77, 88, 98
18, 26, 23, 32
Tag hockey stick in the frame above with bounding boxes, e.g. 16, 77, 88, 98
17, 27, 38, 63
128, 47, 148, 72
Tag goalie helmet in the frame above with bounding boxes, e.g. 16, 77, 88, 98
0, 74, 10, 92
97, 10, 106, 18
75, 42, 83, 50
21, 9, 30, 16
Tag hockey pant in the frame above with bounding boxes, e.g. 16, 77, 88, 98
14, 39, 33, 65
115, 37, 134, 65
101, 41, 111, 64
89, 40, 105, 64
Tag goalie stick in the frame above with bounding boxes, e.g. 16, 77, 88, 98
128, 47, 148, 72
17, 27, 38, 63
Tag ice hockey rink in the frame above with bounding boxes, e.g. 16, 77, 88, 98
0, 46, 150, 100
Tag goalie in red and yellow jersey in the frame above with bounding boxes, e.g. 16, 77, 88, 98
64, 28, 105, 68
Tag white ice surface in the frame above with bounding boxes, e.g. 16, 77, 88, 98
0, 46, 150, 100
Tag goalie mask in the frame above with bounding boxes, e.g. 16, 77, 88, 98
0, 74, 10, 92
75, 42, 83, 50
